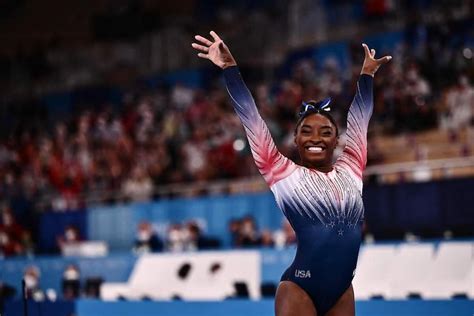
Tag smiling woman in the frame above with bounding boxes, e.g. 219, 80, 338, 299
294, 101, 340, 173
192, 31, 391, 316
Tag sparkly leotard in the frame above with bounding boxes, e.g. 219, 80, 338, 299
224, 66, 373, 315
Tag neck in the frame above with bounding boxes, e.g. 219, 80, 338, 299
302, 161, 333, 173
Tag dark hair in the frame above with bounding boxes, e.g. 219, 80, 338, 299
294, 100, 339, 136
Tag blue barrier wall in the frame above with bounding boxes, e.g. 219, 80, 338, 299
76, 300, 474, 316
0, 254, 136, 296
88, 192, 282, 250
85, 178, 474, 251
363, 178, 474, 238
38, 210, 88, 253
0, 248, 295, 296
5, 299, 474, 316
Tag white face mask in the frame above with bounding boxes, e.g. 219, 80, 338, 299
65, 230, 77, 241
63, 268, 80, 280
24, 275, 38, 289
137, 231, 151, 241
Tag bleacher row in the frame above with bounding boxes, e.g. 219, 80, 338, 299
372, 129, 473, 164
367, 128, 474, 183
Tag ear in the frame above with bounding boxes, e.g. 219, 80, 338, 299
335, 136, 339, 148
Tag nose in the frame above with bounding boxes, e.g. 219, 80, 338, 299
310, 131, 323, 142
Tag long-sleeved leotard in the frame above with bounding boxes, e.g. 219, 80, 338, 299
224, 66, 373, 315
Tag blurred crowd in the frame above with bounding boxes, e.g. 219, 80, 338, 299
133, 216, 296, 255
1, 21, 472, 212
229, 216, 296, 249
0, 8, 472, 259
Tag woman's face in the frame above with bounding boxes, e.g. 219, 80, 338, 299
294, 113, 338, 171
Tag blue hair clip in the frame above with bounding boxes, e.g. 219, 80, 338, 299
298, 97, 332, 118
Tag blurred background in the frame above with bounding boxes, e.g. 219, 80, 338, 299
0, 0, 473, 315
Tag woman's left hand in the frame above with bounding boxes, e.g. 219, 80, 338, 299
360, 43, 392, 77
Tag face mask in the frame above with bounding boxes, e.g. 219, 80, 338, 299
65, 230, 77, 241
137, 231, 151, 241
24, 275, 38, 289
242, 222, 253, 235
63, 268, 80, 280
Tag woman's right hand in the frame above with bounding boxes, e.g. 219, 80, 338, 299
192, 31, 237, 69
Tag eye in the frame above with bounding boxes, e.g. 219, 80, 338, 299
322, 131, 332, 136
301, 128, 311, 134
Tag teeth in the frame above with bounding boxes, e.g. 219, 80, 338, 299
307, 147, 323, 152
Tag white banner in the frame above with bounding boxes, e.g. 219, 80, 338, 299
101, 250, 261, 301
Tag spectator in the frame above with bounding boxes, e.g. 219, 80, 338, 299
0, 210, 31, 257
186, 220, 220, 250
23, 265, 45, 301
260, 229, 275, 248
448, 75, 474, 128
62, 264, 81, 300
133, 221, 163, 254
237, 216, 260, 247
228, 218, 242, 247
273, 220, 297, 249
121, 164, 153, 202
167, 223, 186, 252
57, 225, 81, 254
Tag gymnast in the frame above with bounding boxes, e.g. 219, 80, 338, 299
192, 31, 391, 316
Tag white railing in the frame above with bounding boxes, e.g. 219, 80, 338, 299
37, 156, 474, 211
364, 156, 474, 183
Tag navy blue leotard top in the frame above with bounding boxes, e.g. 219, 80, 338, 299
224, 66, 373, 315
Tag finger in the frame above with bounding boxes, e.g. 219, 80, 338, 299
197, 53, 209, 60
376, 56, 392, 64
371, 49, 376, 58
194, 35, 213, 46
362, 43, 370, 58
209, 30, 221, 42
191, 43, 209, 53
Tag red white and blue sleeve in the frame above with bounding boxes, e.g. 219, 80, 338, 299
336, 74, 374, 179
224, 66, 297, 187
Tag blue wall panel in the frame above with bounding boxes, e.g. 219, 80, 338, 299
88, 205, 135, 250
87, 178, 474, 250
88, 193, 283, 249
0, 254, 136, 296
39, 210, 88, 253
5, 299, 474, 316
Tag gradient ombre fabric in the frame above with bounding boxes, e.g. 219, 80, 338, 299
224, 66, 374, 315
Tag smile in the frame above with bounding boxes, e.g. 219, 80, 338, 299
305, 146, 325, 153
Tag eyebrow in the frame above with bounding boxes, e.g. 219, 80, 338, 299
302, 124, 333, 129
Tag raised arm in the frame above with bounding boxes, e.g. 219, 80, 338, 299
337, 44, 391, 179
192, 31, 296, 186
